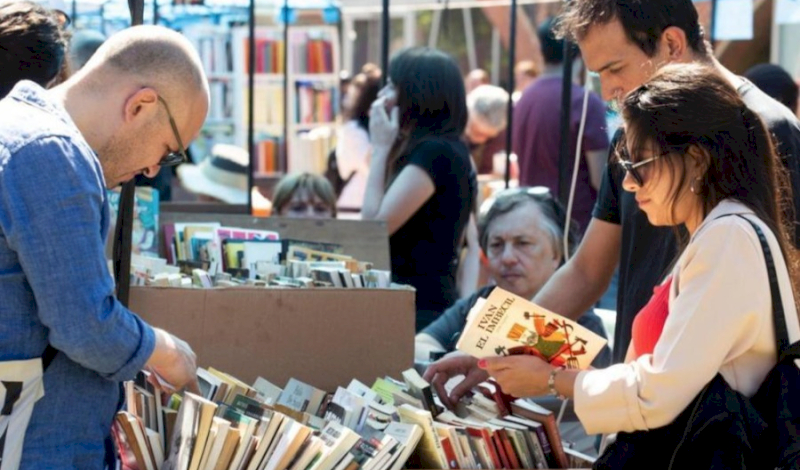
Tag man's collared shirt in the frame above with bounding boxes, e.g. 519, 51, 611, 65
0, 81, 155, 468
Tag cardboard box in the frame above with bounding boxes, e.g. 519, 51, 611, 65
130, 286, 416, 392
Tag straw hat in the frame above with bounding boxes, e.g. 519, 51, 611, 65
177, 144, 249, 204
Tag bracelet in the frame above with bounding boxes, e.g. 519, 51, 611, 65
548, 366, 567, 400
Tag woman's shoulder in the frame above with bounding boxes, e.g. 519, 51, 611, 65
679, 201, 769, 275
408, 136, 469, 157
690, 201, 766, 251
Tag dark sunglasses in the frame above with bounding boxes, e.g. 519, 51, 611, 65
156, 96, 189, 167
616, 146, 671, 186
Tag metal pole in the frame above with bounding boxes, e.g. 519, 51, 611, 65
491, 27, 500, 84
247, 0, 255, 211
381, 0, 390, 85
428, 9, 442, 48
557, 14, 575, 204
282, 0, 290, 173
113, 0, 145, 307
504, 0, 517, 188
71, 0, 77, 27
709, 0, 718, 44
463, 8, 477, 71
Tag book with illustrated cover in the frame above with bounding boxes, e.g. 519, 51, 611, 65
108, 186, 159, 258
456, 287, 607, 369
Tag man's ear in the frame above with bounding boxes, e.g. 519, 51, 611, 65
661, 26, 689, 61
123, 87, 158, 124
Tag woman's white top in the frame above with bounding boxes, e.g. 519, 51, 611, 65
335, 120, 371, 210
574, 199, 800, 434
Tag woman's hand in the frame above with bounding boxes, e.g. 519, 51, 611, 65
369, 90, 399, 151
478, 355, 554, 398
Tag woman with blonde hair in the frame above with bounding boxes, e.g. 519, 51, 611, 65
272, 172, 337, 219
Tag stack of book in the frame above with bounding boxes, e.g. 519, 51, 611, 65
115, 369, 430, 470
116, 361, 596, 470
126, 224, 392, 290
289, 127, 335, 176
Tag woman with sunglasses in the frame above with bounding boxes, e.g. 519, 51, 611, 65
361, 47, 477, 331
428, 64, 800, 455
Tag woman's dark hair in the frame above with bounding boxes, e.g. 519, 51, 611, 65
343, 63, 382, 131
0, 1, 67, 98
478, 187, 581, 265
385, 47, 468, 185
621, 63, 798, 292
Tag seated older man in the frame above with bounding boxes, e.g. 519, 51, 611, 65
416, 187, 611, 455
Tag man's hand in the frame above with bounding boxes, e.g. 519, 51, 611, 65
145, 328, 200, 394
423, 352, 487, 410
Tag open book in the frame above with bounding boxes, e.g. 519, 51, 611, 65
456, 287, 607, 369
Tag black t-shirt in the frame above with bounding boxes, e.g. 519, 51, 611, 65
390, 137, 477, 317
593, 77, 800, 364
422, 285, 612, 368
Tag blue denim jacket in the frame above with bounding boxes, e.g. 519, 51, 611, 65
0, 82, 156, 468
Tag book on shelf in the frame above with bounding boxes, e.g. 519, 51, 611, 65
248, 84, 284, 126
290, 31, 334, 74
456, 287, 608, 369
254, 134, 283, 175
245, 37, 286, 74
290, 126, 335, 175
295, 82, 336, 124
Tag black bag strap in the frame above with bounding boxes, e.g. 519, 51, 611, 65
719, 214, 791, 358
42, 343, 58, 370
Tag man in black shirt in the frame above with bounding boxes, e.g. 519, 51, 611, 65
540, 0, 800, 364
425, 0, 800, 405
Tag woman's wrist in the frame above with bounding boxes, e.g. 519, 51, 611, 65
371, 144, 391, 159
553, 367, 578, 400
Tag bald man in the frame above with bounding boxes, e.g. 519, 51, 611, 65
0, 25, 208, 468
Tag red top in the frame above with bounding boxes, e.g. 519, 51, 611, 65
631, 277, 673, 359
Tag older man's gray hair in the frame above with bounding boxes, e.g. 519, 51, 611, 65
467, 84, 510, 131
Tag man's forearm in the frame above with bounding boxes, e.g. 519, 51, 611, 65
533, 260, 613, 321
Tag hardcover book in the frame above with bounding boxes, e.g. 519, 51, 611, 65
456, 287, 607, 369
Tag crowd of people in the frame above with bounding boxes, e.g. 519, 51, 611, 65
1, 0, 800, 467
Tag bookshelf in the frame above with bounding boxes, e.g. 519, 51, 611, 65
232, 25, 341, 178
183, 22, 237, 161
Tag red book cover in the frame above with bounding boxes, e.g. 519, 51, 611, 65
497, 429, 521, 470
491, 431, 511, 469
439, 436, 460, 469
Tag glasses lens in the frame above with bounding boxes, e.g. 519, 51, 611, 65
619, 161, 644, 186
160, 153, 184, 167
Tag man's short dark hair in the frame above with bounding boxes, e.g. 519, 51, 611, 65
538, 17, 564, 65
555, 0, 708, 58
0, 1, 67, 98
